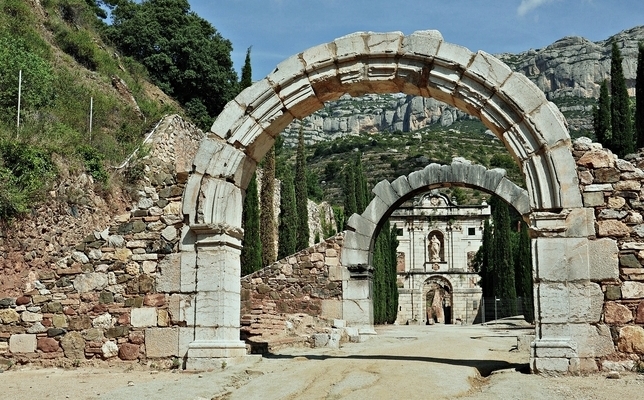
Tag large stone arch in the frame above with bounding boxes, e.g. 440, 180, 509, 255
181, 30, 605, 374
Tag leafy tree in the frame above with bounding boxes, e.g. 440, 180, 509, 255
260, 147, 276, 266
593, 80, 611, 146
451, 187, 466, 205
636, 42, 644, 149
295, 128, 309, 250
106, 0, 238, 128
610, 41, 634, 157
240, 174, 262, 275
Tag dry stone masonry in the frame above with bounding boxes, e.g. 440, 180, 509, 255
0, 115, 202, 366
3, 30, 644, 376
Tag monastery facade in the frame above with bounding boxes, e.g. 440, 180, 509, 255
390, 192, 489, 325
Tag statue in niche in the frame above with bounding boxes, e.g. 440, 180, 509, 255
429, 235, 441, 262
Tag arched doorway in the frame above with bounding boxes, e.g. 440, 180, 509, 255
180, 30, 610, 374
424, 276, 453, 324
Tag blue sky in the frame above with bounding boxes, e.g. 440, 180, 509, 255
190, 0, 644, 81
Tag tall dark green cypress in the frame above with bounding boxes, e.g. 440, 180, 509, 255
386, 224, 399, 324
477, 219, 494, 297
594, 80, 611, 147
240, 174, 262, 275
636, 42, 644, 149
372, 222, 399, 324
514, 222, 534, 323
343, 167, 357, 228
278, 167, 297, 259
260, 147, 276, 266
610, 41, 634, 157
240, 47, 253, 90
491, 199, 516, 306
354, 154, 369, 212
295, 128, 309, 250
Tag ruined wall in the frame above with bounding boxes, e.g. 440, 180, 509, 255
0, 115, 201, 365
574, 137, 644, 371
240, 234, 345, 341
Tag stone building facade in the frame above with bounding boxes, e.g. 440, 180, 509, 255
390, 192, 488, 325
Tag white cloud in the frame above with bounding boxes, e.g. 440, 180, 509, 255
517, 0, 554, 16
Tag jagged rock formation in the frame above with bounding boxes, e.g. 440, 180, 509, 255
496, 26, 644, 99
281, 26, 644, 145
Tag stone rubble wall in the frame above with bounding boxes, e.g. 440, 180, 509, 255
0, 115, 202, 366
573, 137, 644, 371
240, 234, 346, 345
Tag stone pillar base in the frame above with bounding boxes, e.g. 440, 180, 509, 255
185, 340, 248, 370
530, 339, 578, 375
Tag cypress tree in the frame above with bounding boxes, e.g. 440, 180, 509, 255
387, 224, 400, 324
636, 42, 644, 149
610, 41, 634, 157
240, 174, 262, 275
491, 198, 516, 312
594, 80, 611, 147
514, 222, 534, 323
343, 167, 357, 228
372, 224, 386, 324
240, 47, 252, 90
260, 147, 276, 266
278, 166, 297, 259
476, 219, 494, 298
295, 128, 310, 250
354, 154, 369, 212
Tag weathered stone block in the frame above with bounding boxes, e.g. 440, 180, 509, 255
131, 307, 158, 327
622, 281, 644, 299
568, 282, 603, 323
604, 301, 633, 324
321, 299, 343, 320
60, 331, 85, 359
9, 334, 36, 353
597, 220, 630, 237
588, 238, 619, 282
617, 326, 644, 353
583, 192, 604, 207
145, 327, 179, 358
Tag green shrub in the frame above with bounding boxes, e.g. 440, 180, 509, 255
0, 35, 55, 118
0, 140, 56, 219
77, 144, 108, 183
54, 27, 98, 70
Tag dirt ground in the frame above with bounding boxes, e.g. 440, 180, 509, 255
3, 321, 644, 400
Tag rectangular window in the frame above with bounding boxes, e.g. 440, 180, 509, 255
468, 227, 476, 236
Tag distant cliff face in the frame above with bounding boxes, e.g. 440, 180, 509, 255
281, 26, 643, 146
496, 25, 644, 99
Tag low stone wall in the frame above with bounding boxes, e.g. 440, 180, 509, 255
573, 137, 644, 371
0, 115, 201, 366
240, 234, 345, 343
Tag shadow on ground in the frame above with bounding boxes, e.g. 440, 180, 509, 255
263, 353, 530, 377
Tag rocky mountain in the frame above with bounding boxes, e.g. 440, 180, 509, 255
281, 26, 644, 146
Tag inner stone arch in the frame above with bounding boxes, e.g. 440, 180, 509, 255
182, 30, 597, 374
